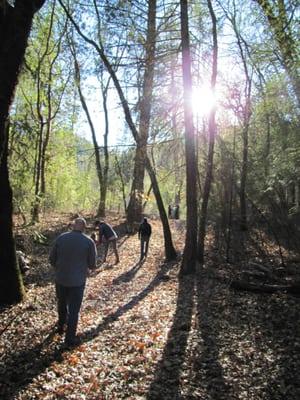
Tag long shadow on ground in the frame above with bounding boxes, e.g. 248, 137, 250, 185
146, 273, 195, 400
222, 285, 300, 399
82, 260, 177, 341
187, 269, 231, 399
261, 295, 300, 398
241, 291, 300, 399
0, 260, 176, 399
197, 257, 300, 399
112, 259, 145, 285
0, 330, 64, 400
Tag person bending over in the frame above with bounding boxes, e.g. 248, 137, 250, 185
95, 220, 119, 264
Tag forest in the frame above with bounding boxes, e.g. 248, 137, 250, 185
0, 0, 300, 399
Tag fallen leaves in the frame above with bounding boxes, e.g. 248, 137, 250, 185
1, 216, 300, 399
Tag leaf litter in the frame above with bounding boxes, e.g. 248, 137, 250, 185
0, 214, 300, 399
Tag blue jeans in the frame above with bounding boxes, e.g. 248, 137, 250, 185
55, 283, 85, 343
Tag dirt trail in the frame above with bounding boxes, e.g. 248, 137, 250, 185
1, 219, 300, 399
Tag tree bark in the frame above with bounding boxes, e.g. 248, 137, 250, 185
145, 156, 177, 260
197, 0, 218, 264
0, 0, 45, 305
98, 78, 110, 217
0, 122, 24, 304
239, 120, 250, 231
126, 145, 147, 223
114, 154, 127, 214
231, 7, 253, 231
180, 0, 198, 274
126, 0, 157, 224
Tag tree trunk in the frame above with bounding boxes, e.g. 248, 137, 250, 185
145, 156, 177, 260
239, 121, 249, 231
78, 81, 105, 217
68, 24, 109, 216
126, 0, 157, 225
98, 79, 110, 217
180, 0, 198, 274
31, 1, 60, 222
61, 0, 176, 259
231, 10, 252, 232
225, 129, 236, 263
295, 181, 300, 212
197, 0, 218, 263
0, 0, 45, 305
126, 145, 146, 223
31, 122, 44, 223
114, 154, 127, 214
0, 122, 24, 304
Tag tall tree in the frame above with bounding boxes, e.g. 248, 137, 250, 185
232, 7, 253, 231
197, 0, 218, 263
0, 0, 45, 305
59, 0, 177, 259
27, 0, 68, 222
254, 0, 300, 108
180, 0, 198, 274
126, 0, 157, 224
218, 0, 253, 231
69, 36, 110, 217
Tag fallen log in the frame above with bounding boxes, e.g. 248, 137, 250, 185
241, 269, 282, 284
241, 270, 266, 278
231, 280, 300, 294
248, 262, 273, 276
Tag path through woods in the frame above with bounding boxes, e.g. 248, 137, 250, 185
0, 215, 300, 399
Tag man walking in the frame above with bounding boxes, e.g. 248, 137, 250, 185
95, 220, 119, 264
49, 217, 96, 347
138, 217, 152, 260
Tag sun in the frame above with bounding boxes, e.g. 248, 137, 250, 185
192, 84, 216, 117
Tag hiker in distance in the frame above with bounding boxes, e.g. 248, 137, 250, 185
49, 217, 97, 347
138, 217, 152, 260
95, 220, 120, 264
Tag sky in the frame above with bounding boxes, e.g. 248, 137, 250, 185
75, 76, 131, 148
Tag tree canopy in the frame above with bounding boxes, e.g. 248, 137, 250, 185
0, 0, 299, 302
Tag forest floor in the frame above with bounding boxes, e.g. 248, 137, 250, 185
1, 213, 300, 400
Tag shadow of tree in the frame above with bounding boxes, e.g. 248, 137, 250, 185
186, 270, 231, 399
112, 260, 145, 285
146, 274, 195, 400
259, 295, 300, 399
82, 260, 177, 341
0, 329, 64, 399
239, 291, 300, 399
195, 261, 300, 399
0, 260, 177, 399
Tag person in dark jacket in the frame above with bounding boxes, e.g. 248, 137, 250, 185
49, 217, 96, 347
95, 220, 119, 264
138, 217, 152, 260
